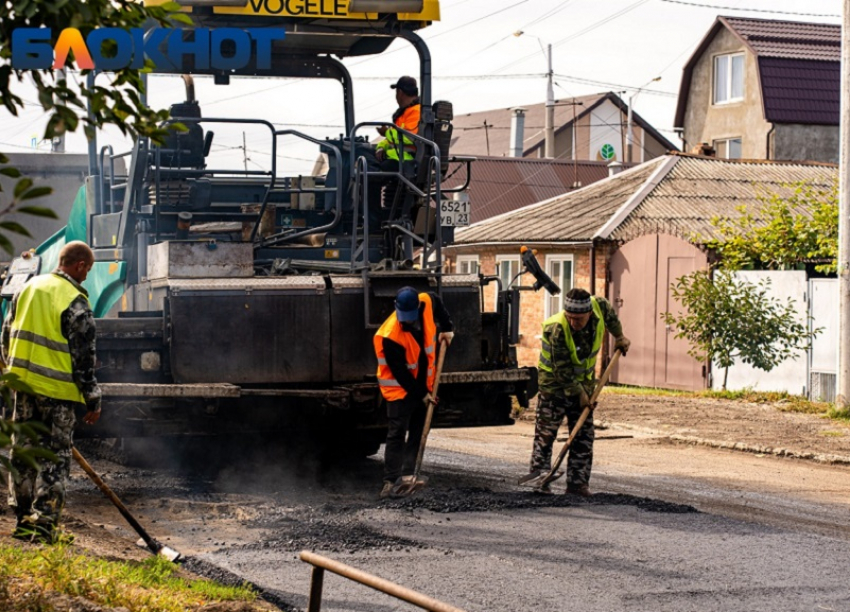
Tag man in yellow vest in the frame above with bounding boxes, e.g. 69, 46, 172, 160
3, 241, 102, 543
374, 286, 454, 498
526, 288, 630, 496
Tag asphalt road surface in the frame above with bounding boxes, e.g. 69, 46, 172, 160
67, 421, 850, 612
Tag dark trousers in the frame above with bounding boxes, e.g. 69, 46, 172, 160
530, 392, 595, 487
384, 394, 426, 482
8, 392, 76, 532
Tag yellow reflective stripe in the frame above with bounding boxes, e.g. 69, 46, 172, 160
8, 358, 75, 383
9, 329, 70, 353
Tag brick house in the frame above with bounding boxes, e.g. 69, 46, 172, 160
446, 153, 836, 390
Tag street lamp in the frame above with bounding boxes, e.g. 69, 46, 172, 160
627, 76, 661, 163
514, 31, 555, 158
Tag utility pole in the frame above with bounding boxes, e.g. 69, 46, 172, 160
545, 43, 555, 158
52, 68, 66, 153
514, 31, 555, 157
627, 77, 660, 163
837, 0, 850, 407
242, 132, 248, 172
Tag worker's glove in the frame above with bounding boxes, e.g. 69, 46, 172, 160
614, 335, 631, 357
438, 331, 455, 346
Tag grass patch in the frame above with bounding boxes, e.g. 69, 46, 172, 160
0, 541, 260, 612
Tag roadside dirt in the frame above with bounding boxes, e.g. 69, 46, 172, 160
3, 391, 848, 611
592, 391, 850, 462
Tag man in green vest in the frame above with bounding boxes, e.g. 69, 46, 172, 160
526, 288, 630, 496
3, 241, 102, 543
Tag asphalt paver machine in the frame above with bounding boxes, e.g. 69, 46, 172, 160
2, 0, 549, 456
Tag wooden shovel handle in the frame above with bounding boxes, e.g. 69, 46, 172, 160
413, 338, 448, 477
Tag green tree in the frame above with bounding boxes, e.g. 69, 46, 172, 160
700, 179, 838, 274
661, 270, 819, 390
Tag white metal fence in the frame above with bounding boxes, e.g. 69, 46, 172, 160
710, 271, 836, 401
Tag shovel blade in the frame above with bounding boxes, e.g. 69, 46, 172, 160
136, 537, 182, 563
517, 470, 563, 489
391, 475, 429, 497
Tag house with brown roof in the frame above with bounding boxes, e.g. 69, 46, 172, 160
451, 92, 677, 163
443, 157, 624, 226
675, 16, 839, 162
446, 153, 836, 391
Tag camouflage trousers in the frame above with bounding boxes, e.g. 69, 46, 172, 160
7, 392, 77, 535
530, 392, 594, 487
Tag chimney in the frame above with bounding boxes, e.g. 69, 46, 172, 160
690, 142, 716, 157
607, 161, 623, 177
509, 108, 526, 157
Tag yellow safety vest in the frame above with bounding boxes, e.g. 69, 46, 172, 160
538, 297, 605, 384
6, 273, 87, 404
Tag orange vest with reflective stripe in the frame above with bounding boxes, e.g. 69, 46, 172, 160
395, 104, 420, 132
373, 292, 437, 401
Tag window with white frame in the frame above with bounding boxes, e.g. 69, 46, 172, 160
713, 52, 744, 105
713, 137, 742, 159
494, 255, 521, 309
544, 255, 574, 319
455, 255, 480, 275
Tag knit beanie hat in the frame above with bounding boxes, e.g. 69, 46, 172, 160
563, 288, 592, 314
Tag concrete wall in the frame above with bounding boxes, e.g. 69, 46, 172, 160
0, 153, 89, 259
682, 27, 772, 158
773, 123, 839, 164
446, 244, 611, 368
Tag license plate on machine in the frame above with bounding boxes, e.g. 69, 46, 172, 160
440, 199, 471, 227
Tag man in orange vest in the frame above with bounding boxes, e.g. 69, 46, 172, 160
375, 76, 421, 164
374, 286, 454, 498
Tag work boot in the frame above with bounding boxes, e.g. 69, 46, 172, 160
379, 481, 395, 499
566, 483, 591, 497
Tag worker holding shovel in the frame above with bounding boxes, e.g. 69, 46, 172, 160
522, 288, 629, 496
374, 287, 454, 499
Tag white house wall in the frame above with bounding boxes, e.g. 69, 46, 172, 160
589, 100, 625, 163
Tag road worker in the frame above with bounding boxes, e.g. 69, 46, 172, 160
374, 286, 454, 498
3, 241, 102, 543
525, 288, 630, 496
375, 76, 421, 164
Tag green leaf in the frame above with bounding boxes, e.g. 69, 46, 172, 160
21, 186, 53, 201
13, 178, 32, 199
0, 233, 14, 255
0, 222, 32, 237
17, 206, 58, 219
0, 167, 21, 178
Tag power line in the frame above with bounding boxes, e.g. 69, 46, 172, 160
554, 74, 678, 98
659, 0, 839, 18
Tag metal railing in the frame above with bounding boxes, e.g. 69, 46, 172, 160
300, 550, 468, 612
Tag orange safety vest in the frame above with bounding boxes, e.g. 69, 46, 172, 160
373, 292, 437, 401
377, 103, 421, 161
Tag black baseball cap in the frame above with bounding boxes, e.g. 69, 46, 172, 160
390, 76, 418, 96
